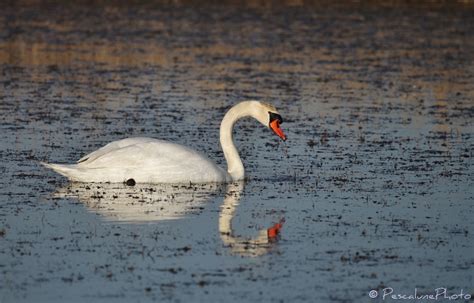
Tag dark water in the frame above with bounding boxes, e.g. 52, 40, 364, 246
1, 1, 473, 302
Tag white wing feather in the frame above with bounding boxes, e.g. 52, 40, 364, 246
77, 137, 155, 163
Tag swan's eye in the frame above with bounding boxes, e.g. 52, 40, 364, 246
269, 112, 283, 124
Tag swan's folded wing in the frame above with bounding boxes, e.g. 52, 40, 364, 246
78, 143, 168, 168
78, 140, 211, 169
76, 139, 228, 183
77, 137, 155, 163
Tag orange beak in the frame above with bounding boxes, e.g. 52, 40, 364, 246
267, 218, 285, 239
270, 119, 287, 141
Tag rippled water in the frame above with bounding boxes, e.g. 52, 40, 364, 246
1, 1, 473, 302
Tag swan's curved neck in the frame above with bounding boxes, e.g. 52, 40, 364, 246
220, 102, 259, 181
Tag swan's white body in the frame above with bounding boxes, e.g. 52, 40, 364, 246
43, 137, 230, 183
42, 101, 285, 184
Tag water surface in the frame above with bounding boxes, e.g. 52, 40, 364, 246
0, 1, 473, 302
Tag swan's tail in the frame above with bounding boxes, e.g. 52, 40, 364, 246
41, 162, 79, 180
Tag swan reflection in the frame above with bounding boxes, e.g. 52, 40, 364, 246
55, 182, 223, 223
56, 181, 281, 256
219, 182, 281, 257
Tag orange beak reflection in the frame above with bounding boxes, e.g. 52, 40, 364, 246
270, 119, 287, 141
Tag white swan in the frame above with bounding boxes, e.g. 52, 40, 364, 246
42, 100, 286, 183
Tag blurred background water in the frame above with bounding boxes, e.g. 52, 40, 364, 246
0, 1, 473, 302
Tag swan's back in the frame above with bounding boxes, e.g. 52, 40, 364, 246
44, 137, 230, 183
77, 137, 156, 163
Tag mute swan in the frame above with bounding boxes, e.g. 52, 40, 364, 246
42, 100, 286, 183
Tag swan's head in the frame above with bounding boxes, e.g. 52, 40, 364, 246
254, 101, 287, 141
